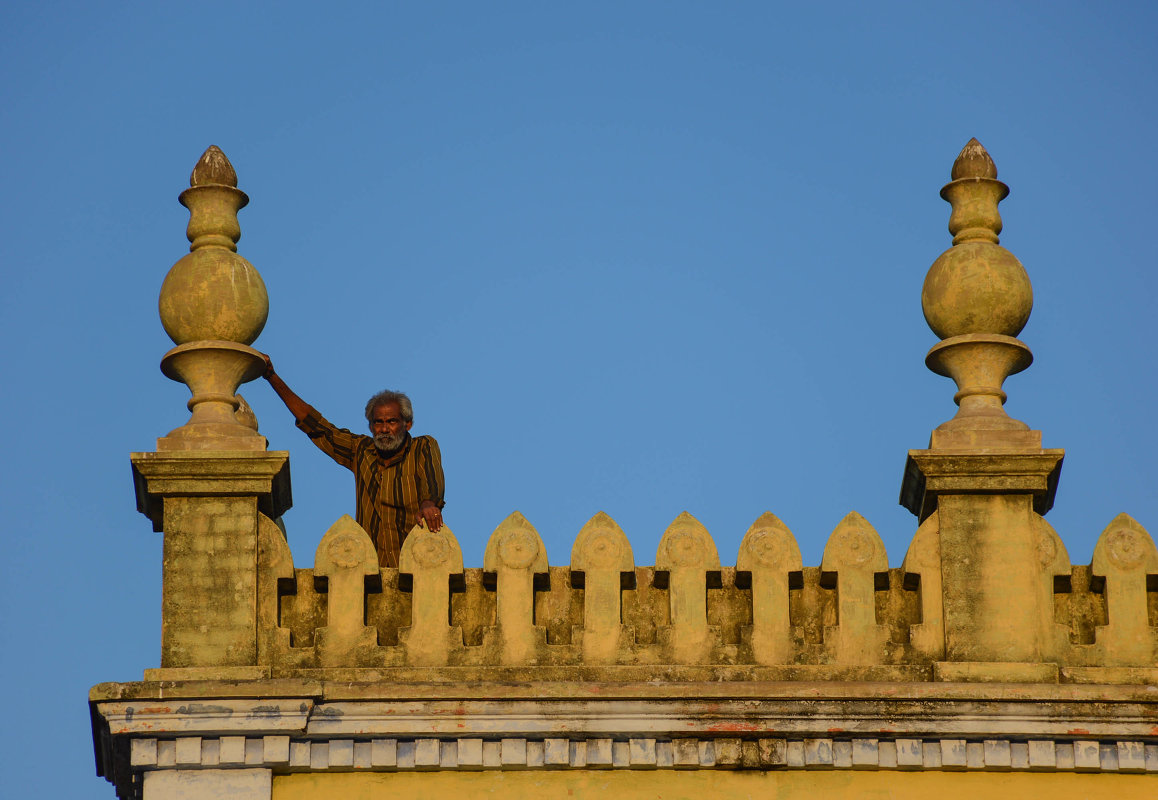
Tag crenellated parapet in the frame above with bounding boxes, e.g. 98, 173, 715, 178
100, 142, 1158, 799
138, 503, 1152, 682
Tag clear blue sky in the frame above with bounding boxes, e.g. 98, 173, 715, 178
2, 2, 1155, 797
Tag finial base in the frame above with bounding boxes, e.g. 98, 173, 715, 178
926, 333, 1033, 434
157, 341, 267, 451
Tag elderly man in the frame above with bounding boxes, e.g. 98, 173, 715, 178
261, 355, 445, 567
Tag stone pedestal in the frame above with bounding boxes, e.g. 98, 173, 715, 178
901, 446, 1064, 673
131, 451, 291, 678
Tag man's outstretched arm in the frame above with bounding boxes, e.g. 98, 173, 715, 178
261, 354, 311, 422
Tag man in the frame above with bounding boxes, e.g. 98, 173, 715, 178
261, 355, 445, 568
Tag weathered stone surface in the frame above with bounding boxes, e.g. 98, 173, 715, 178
483, 512, 549, 665
156, 147, 271, 451
656, 512, 719, 664
313, 516, 380, 667
571, 512, 635, 664
737, 512, 801, 665
1092, 514, 1158, 666
820, 512, 888, 665
143, 768, 270, 800
399, 521, 465, 666
900, 512, 943, 660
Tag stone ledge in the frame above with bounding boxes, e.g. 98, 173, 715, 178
89, 678, 1158, 704
99, 698, 313, 736
901, 448, 1064, 518
130, 450, 291, 529
91, 686, 1158, 741
124, 735, 1158, 774
144, 666, 272, 682
934, 661, 1060, 683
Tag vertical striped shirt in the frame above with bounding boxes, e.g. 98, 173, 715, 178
296, 406, 445, 567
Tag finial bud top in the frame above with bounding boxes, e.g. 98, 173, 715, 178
190, 145, 239, 188
950, 138, 998, 181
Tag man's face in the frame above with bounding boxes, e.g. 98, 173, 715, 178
369, 402, 412, 452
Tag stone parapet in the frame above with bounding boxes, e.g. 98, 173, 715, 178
165, 507, 1153, 679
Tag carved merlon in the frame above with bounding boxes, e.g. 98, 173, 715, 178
399, 521, 466, 667
656, 512, 720, 664
820, 512, 889, 666
484, 512, 551, 665
737, 512, 800, 665
1092, 514, 1158, 666
571, 512, 635, 664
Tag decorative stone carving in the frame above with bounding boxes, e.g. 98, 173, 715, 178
1033, 514, 1073, 662
656, 512, 720, 664
571, 512, 635, 663
901, 511, 944, 660
399, 522, 465, 666
483, 512, 549, 665
921, 139, 1035, 437
1092, 514, 1158, 666
820, 512, 888, 665
737, 512, 801, 665
157, 146, 269, 451
313, 516, 380, 666
256, 513, 294, 662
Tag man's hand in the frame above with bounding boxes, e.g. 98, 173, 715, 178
260, 352, 275, 380
419, 501, 443, 532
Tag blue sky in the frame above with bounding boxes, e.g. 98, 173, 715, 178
2, 2, 1156, 797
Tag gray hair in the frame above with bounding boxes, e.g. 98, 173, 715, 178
364, 390, 414, 424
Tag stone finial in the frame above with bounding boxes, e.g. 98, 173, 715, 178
156, 146, 269, 450
190, 144, 239, 188
949, 137, 999, 181
920, 139, 1035, 437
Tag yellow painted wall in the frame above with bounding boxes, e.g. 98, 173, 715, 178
275, 769, 1153, 800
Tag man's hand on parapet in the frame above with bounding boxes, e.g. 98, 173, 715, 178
420, 501, 443, 532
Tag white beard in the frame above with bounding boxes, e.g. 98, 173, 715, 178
374, 432, 405, 452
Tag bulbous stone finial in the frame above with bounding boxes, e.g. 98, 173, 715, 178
154, 147, 269, 451
920, 140, 1036, 438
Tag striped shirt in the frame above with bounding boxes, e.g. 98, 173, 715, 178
296, 406, 445, 567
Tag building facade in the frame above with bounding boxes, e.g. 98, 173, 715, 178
90, 142, 1158, 799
